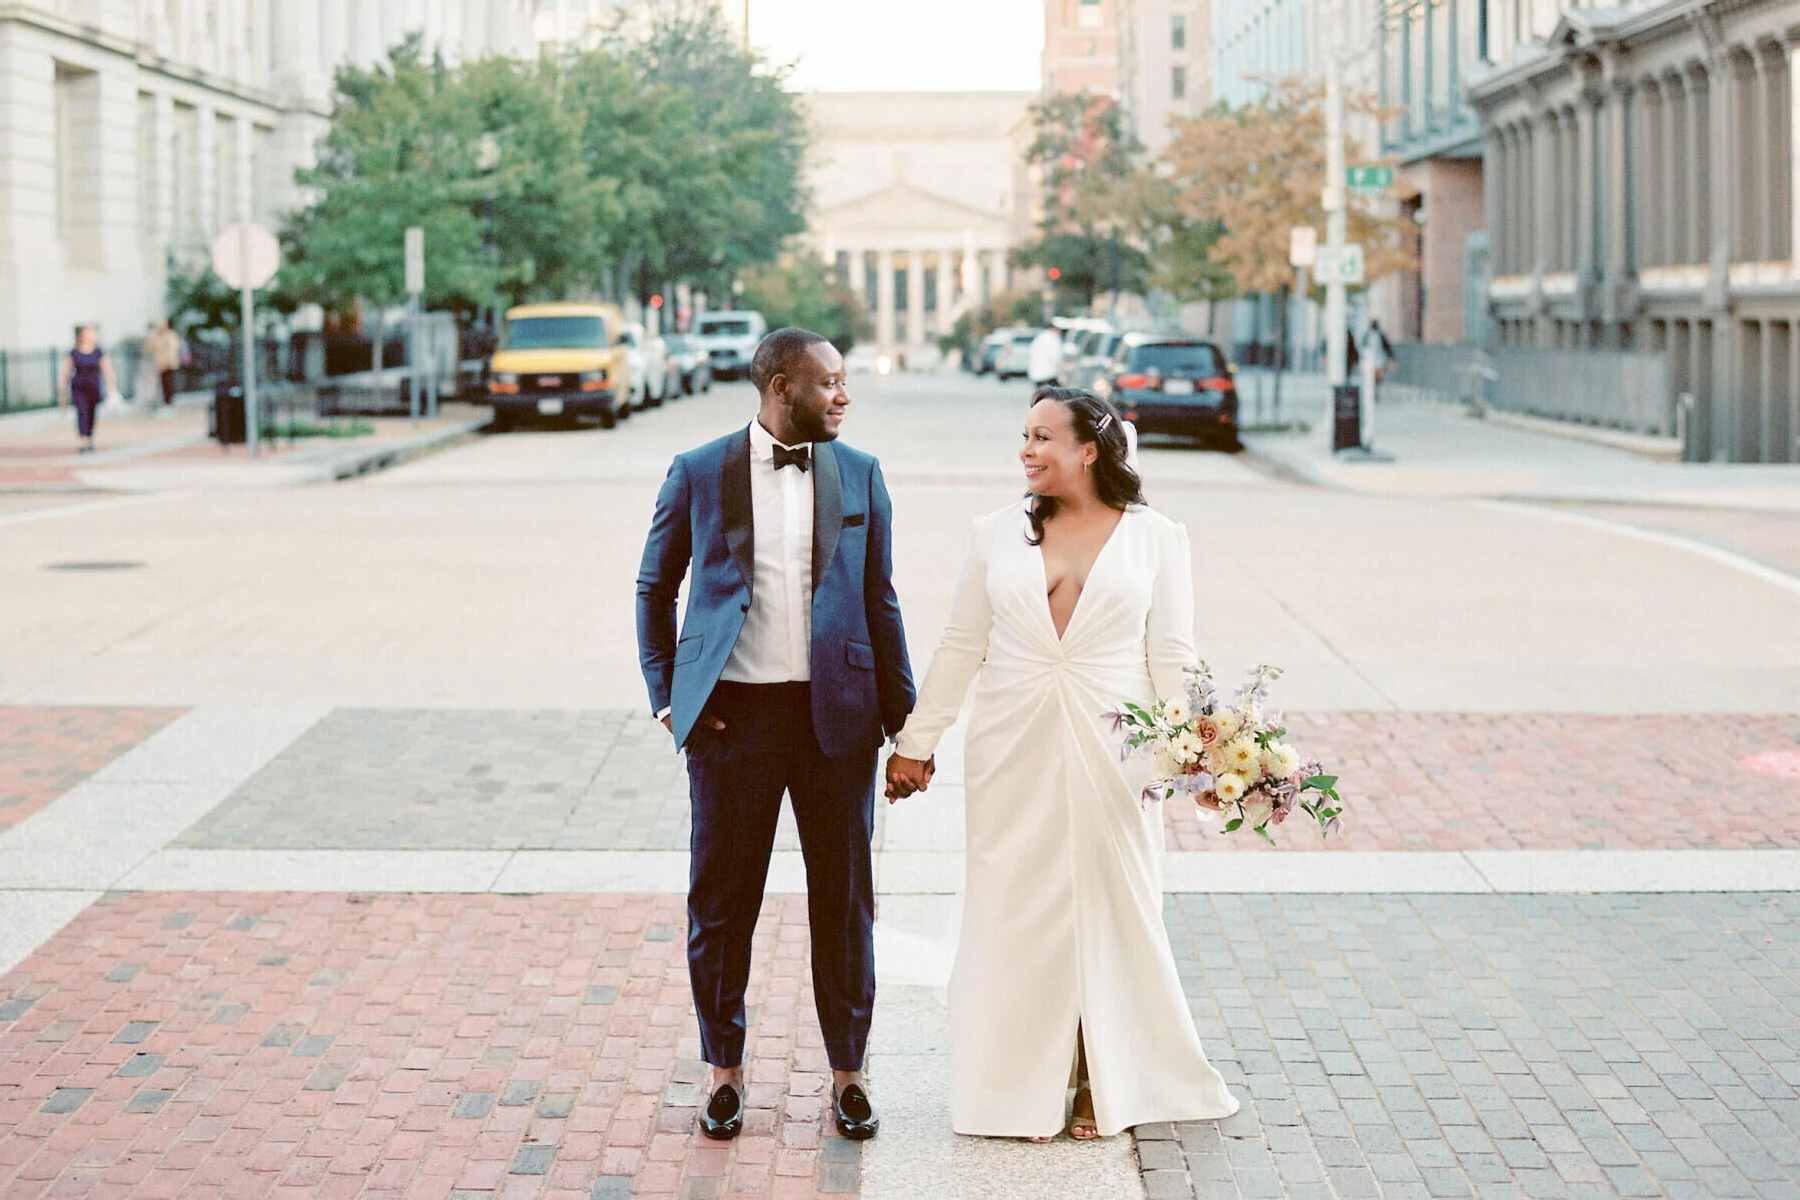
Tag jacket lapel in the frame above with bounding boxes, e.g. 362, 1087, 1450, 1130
722, 429, 754, 595
812, 440, 842, 592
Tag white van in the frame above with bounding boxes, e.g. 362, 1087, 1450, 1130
693, 311, 767, 380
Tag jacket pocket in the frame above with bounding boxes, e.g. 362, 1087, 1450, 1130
845, 640, 875, 670
674, 635, 705, 665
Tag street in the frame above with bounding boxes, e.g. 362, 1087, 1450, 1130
3, 372, 1800, 1199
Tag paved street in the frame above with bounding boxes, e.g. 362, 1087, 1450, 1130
3, 372, 1799, 1198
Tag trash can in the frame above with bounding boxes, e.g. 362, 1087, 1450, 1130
212, 383, 247, 445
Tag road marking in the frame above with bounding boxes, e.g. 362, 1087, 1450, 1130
0, 489, 187, 530
1478, 499, 1800, 598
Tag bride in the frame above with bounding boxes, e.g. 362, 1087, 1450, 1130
885, 386, 1239, 1141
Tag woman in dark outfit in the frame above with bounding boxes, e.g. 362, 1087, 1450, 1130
60, 325, 117, 453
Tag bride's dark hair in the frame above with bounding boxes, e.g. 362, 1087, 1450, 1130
1024, 385, 1145, 546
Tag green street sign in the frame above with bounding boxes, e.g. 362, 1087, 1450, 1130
1347, 165, 1394, 191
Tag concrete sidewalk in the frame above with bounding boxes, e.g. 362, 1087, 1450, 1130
1240, 388, 1800, 513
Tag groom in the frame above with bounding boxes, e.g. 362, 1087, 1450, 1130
636, 327, 917, 1142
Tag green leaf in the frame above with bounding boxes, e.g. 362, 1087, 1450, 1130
1255, 824, 1276, 845
1301, 775, 1338, 792
1222, 818, 1243, 833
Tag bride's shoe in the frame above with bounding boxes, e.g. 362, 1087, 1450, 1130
1069, 1087, 1099, 1140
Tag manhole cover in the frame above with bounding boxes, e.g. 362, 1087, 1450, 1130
1742, 750, 1800, 779
45, 561, 146, 572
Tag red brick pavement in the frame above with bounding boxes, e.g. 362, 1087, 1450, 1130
0, 707, 187, 830
1164, 712, 1800, 852
0, 892, 857, 1200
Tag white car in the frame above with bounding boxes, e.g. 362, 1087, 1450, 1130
620, 322, 670, 410
994, 329, 1041, 380
694, 311, 767, 380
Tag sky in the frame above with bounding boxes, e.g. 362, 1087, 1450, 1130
745, 0, 1044, 92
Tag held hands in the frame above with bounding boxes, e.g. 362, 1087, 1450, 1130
884, 753, 935, 803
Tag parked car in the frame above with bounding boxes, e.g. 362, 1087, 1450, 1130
664, 333, 713, 395
1064, 328, 1122, 392
1097, 334, 1239, 446
994, 329, 1041, 380
975, 329, 1016, 375
694, 311, 767, 380
486, 302, 629, 430
619, 322, 670, 409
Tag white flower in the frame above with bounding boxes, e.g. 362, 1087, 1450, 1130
1163, 694, 1191, 727
1214, 709, 1244, 741
1221, 736, 1260, 776
1263, 743, 1301, 781
1241, 794, 1274, 828
1152, 745, 1182, 779
1174, 730, 1205, 763
1239, 700, 1263, 726
1216, 772, 1248, 803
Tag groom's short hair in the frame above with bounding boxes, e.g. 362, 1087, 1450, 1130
750, 328, 829, 393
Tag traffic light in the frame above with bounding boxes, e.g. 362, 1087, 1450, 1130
1047, 267, 1061, 281
650, 294, 664, 308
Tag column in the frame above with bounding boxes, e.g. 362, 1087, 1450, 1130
904, 250, 925, 350
876, 248, 895, 351
1604, 78, 1633, 291
1576, 97, 1597, 280
851, 248, 869, 323
1760, 43, 1790, 260
1790, 40, 1800, 267
195, 104, 218, 242
1639, 83, 1662, 267
986, 249, 1007, 300
934, 249, 953, 336
1687, 63, 1709, 273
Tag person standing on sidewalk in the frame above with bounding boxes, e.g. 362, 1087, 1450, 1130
60, 325, 117, 454
144, 319, 185, 410
636, 327, 917, 1144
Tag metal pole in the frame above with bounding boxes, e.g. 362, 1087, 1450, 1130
1324, 0, 1347, 390
241, 222, 259, 456
408, 294, 421, 426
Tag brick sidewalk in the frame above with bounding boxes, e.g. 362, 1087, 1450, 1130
1164, 712, 1800, 853
0, 892, 858, 1199
0, 706, 185, 830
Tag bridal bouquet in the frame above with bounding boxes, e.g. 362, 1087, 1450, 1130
1105, 663, 1343, 844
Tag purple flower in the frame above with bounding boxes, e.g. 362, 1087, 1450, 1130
1102, 708, 1126, 734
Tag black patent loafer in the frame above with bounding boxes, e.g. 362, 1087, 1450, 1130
698, 1082, 744, 1140
832, 1082, 880, 1140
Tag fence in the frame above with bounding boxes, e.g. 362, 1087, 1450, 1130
1389, 343, 1671, 435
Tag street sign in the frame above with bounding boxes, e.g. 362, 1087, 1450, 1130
1347, 165, 1395, 192
1288, 226, 1317, 268
1313, 244, 1366, 286
210, 222, 279, 290
404, 226, 425, 295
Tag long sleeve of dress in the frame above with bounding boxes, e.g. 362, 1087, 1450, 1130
1144, 519, 1197, 703
894, 519, 994, 760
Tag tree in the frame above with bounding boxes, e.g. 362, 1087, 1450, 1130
1013, 92, 1151, 311
738, 252, 865, 352
1158, 78, 1414, 299
613, 0, 808, 297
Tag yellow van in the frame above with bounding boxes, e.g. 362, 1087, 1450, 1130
488, 302, 631, 429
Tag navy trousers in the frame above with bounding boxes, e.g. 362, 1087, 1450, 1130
684, 681, 877, 1072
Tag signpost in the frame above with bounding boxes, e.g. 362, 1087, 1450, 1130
404, 227, 425, 424
210, 221, 280, 455
1346, 165, 1395, 193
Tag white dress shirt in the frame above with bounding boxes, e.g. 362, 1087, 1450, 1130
720, 419, 814, 684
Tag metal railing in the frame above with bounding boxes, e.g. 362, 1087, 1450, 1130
1389, 343, 1672, 435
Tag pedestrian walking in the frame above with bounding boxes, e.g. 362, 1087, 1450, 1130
144, 319, 185, 409
1362, 318, 1394, 382
60, 325, 118, 454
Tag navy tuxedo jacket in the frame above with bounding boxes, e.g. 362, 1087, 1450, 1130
635, 428, 916, 757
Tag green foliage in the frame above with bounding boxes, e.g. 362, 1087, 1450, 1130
936, 292, 1049, 358
737, 252, 865, 352
1011, 232, 1150, 313
279, 13, 807, 325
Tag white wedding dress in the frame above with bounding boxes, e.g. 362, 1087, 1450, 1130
895, 501, 1240, 1138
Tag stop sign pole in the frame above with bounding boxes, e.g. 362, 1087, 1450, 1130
210, 222, 280, 455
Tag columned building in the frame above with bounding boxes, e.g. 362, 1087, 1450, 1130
1468, 0, 1799, 463
804, 92, 1034, 364
0, 1, 551, 356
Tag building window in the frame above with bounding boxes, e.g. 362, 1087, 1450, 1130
172, 102, 198, 247
894, 265, 909, 314
138, 92, 159, 238
53, 63, 101, 248
1077, 0, 1103, 30
216, 113, 237, 227
833, 250, 850, 286
1172, 66, 1187, 99
923, 268, 938, 314
1172, 13, 1186, 49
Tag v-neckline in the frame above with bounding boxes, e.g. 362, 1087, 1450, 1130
1036, 507, 1129, 643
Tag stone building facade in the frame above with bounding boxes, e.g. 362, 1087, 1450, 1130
0, 0, 581, 355
803, 91, 1036, 363
1468, 0, 1799, 463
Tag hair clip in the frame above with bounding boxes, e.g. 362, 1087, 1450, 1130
1095, 414, 1114, 433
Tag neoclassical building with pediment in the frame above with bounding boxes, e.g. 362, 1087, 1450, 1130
802, 91, 1037, 361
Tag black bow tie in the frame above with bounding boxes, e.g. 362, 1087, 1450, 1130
773, 444, 811, 473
